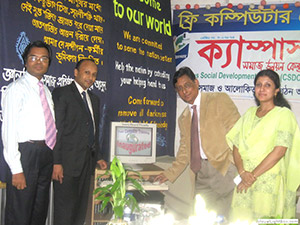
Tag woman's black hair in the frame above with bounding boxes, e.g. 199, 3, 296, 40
254, 69, 291, 109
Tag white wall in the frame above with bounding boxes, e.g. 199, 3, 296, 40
170, 0, 300, 155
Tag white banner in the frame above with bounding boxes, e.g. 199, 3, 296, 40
177, 30, 300, 100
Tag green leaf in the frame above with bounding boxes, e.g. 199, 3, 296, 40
93, 185, 114, 197
126, 194, 140, 212
99, 197, 111, 211
113, 205, 124, 219
94, 195, 109, 201
127, 177, 147, 195
93, 156, 148, 220
100, 201, 110, 212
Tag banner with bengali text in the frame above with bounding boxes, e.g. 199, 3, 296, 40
173, 4, 300, 100
0, 0, 176, 181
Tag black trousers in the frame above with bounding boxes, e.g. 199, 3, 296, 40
5, 142, 53, 225
53, 151, 92, 225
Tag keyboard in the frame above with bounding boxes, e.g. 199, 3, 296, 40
98, 180, 168, 191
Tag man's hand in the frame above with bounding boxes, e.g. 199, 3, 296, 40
52, 164, 64, 184
97, 160, 107, 170
12, 173, 27, 190
154, 173, 168, 184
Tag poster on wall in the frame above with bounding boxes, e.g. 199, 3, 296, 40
173, 4, 300, 101
0, 0, 176, 181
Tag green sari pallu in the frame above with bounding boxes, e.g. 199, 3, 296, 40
226, 106, 300, 222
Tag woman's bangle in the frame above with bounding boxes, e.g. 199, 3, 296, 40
239, 170, 245, 176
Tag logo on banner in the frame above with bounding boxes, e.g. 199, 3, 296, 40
174, 32, 190, 65
16, 32, 30, 64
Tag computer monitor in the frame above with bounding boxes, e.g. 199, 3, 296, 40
110, 122, 157, 169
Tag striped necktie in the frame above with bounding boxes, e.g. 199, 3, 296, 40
38, 81, 56, 150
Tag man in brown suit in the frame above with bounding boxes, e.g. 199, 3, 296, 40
155, 67, 240, 218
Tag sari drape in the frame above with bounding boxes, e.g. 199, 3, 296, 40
226, 106, 300, 222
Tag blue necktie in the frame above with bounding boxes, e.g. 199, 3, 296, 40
82, 91, 95, 147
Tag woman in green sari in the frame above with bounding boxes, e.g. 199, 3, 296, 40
226, 69, 300, 222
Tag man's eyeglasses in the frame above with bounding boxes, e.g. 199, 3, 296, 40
175, 82, 194, 92
27, 56, 49, 63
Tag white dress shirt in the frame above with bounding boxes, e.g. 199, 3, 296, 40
74, 81, 95, 132
1, 72, 55, 174
188, 92, 208, 159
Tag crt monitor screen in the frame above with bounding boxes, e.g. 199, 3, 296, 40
110, 122, 157, 164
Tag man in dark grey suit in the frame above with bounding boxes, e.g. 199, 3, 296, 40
52, 59, 107, 225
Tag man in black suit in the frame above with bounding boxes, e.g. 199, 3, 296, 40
52, 59, 107, 225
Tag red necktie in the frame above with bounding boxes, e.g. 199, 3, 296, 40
190, 105, 201, 173
38, 81, 56, 150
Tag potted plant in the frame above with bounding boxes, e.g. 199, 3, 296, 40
94, 157, 147, 224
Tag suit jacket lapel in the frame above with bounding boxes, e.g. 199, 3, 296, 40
181, 106, 192, 144
71, 82, 87, 113
182, 106, 191, 123
88, 91, 99, 124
